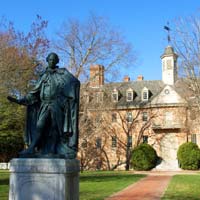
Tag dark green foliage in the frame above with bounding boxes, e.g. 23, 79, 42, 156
0, 98, 25, 162
131, 143, 158, 170
0, 131, 24, 162
0, 98, 25, 132
177, 142, 200, 170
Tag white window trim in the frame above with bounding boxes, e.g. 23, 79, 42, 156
127, 112, 133, 123
126, 88, 134, 102
142, 87, 149, 101
112, 89, 119, 102
96, 92, 104, 103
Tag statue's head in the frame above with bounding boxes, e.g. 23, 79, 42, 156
46, 52, 59, 68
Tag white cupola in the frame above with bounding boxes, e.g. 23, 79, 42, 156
161, 46, 178, 85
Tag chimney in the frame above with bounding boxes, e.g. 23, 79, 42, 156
89, 64, 104, 87
137, 75, 144, 81
123, 76, 130, 82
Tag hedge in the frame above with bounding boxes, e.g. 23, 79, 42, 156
131, 143, 158, 170
177, 142, 200, 170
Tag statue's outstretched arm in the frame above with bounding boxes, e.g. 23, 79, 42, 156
7, 96, 27, 106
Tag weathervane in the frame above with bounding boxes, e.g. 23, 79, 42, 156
164, 22, 171, 44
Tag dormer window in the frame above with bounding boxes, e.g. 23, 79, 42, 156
96, 92, 103, 103
142, 87, 149, 101
126, 88, 133, 102
112, 89, 119, 102
143, 91, 148, 100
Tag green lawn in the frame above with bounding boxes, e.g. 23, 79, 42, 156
0, 170, 145, 200
162, 175, 200, 200
80, 171, 145, 200
0, 171, 9, 200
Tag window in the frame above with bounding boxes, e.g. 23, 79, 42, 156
165, 112, 173, 126
167, 59, 172, 69
112, 89, 118, 102
191, 134, 197, 144
95, 115, 101, 123
96, 138, 102, 148
112, 93, 118, 102
128, 136, 132, 147
164, 89, 170, 95
126, 88, 134, 101
96, 92, 103, 103
112, 113, 117, 122
127, 112, 133, 123
162, 60, 166, 71
84, 92, 90, 103
142, 112, 148, 121
127, 92, 133, 101
143, 91, 148, 100
142, 87, 149, 101
111, 136, 117, 147
81, 139, 87, 148
143, 136, 148, 143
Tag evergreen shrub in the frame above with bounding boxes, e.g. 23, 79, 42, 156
131, 143, 158, 170
0, 131, 24, 162
177, 142, 200, 170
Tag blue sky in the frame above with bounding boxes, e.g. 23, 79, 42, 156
1, 0, 200, 81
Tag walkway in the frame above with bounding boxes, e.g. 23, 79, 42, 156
105, 170, 199, 200
105, 175, 172, 200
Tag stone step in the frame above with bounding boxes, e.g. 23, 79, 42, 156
153, 159, 181, 171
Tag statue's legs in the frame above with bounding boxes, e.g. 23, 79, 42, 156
20, 106, 59, 155
20, 108, 51, 154
47, 110, 59, 154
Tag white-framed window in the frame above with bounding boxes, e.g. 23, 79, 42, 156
142, 112, 148, 121
81, 139, 87, 148
96, 138, 102, 148
112, 89, 119, 102
128, 136, 132, 147
126, 88, 134, 102
165, 111, 173, 126
83, 92, 90, 103
112, 113, 117, 122
167, 59, 172, 69
165, 112, 173, 121
111, 136, 117, 147
127, 112, 133, 123
142, 87, 149, 101
191, 134, 197, 144
143, 136, 148, 143
96, 92, 103, 103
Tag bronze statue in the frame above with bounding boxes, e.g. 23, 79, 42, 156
7, 53, 80, 159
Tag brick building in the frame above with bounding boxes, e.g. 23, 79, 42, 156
78, 45, 199, 171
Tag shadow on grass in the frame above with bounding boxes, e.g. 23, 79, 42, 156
80, 174, 145, 182
162, 195, 200, 200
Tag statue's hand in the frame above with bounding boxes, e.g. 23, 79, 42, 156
7, 96, 26, 105
7, 96, 18, 103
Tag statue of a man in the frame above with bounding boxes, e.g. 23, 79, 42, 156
8, 53, 80, 159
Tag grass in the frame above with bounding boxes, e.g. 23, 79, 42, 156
0, 170, 145, 200
80, 171, 145, 200
0, 170, 9, 200
162, 175, 200, 200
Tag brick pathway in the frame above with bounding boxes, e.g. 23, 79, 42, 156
105, 175, 172, 200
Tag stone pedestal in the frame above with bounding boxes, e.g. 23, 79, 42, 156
9, 158, 80, 200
